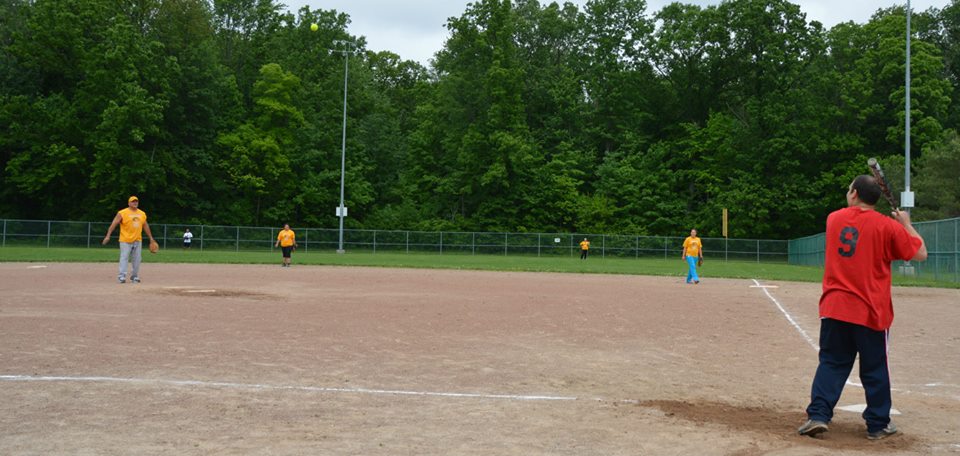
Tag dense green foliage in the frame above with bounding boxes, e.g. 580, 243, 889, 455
2, 0, 959, 238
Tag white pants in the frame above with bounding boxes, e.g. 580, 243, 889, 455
118, 241, 142, 279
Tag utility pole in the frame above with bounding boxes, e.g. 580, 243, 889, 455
332, 39, 355, 254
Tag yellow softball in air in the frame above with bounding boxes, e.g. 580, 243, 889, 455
310, 23, 318, 32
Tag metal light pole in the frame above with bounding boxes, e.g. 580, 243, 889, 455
332, 39, 354, 254
901, 2, 917, 275
903, 1, 915, 211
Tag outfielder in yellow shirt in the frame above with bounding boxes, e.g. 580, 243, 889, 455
275, 224, 297, 267
579, 238, 591, 260
102, 196, 156, 284
681, 229, 703, 284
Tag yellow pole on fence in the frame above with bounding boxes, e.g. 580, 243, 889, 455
722, 208, 728, 238
723, 208, 729, 262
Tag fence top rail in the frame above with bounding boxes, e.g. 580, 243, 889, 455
0, 218, 800, 245
789, 232, 826, 242
200, 225, 278, 230
915, 216, 960, 226
5, 217, 955, 240
2, 219, 104, 224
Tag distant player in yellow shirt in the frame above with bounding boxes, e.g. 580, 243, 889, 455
579, 238, 591, 260
275, 224, 297, 267
681, 229, 703, 284
102, 196, 156, 283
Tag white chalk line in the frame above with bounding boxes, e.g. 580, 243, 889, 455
751, 279, 863, 391
0, 374, 582, 403
751, 279, 818, 351
750, 279, 960, 401
921, 382, 960, 388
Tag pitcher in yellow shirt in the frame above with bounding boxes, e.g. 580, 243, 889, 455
275, 223, 297, 267
681, 228, 703, 284
102, 196, 156, 283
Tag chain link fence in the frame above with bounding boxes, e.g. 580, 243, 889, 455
0, 219, 789, 262
4, 217, 953, 281
788, 217, 960, 283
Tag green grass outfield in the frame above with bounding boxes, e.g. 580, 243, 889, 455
0, 246, 955, 288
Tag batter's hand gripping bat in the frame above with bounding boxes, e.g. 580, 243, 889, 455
867, 157, 899, 212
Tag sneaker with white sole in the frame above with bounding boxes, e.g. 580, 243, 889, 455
131, 277, 140, 283
118, 276, 126, 284
867, 423, 898, 440
798, 419, 829, 437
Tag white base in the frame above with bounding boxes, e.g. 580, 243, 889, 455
837, 404, 901, 415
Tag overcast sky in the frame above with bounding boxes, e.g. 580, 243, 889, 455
284, 0, 951, 65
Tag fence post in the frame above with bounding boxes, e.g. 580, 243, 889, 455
601, 235, 605, 259
663, 237, 668, 259
236, 226, 240, 252
636, 236, 639, 259
200, 225, 204, 252
538, 233, 541, 257
304, 229, 308, 253
472, 232, 475, 255
2, 219, 5, 247
163, 225, 167, 250
406, 231, 409, 254
725, 237, 729, 262
373, 230, 377, 254
440, 232, 444, 255
504, 233, 508, 256
47, 221, 51, 248
756, 239, 760, 263
955, 219, 958, 283
87, 222, 91, 248
935, 225, 940, 280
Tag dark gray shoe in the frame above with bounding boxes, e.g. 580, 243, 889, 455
867, 423, 898, 440
798, 419, 829, 437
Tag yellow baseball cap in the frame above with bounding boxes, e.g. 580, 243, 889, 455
128, 196, 139, 202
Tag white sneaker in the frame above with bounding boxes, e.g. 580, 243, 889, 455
867, 423, 898, 440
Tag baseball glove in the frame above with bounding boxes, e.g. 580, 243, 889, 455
149, 240, 160, 254
697, 257, 703, 267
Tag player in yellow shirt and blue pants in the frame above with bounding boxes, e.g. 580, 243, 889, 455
682, 229, 703, 284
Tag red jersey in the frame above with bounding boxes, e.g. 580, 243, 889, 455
820, 207, 922, 331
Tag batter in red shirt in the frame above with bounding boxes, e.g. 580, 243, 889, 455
798, 175, 926, 441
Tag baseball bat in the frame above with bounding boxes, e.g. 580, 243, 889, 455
866, 157, 899, 211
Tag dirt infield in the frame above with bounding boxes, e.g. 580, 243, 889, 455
1, 262, 958, 455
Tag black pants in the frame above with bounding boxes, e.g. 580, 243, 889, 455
580, 249, 588, 259
806, 318, 892, 432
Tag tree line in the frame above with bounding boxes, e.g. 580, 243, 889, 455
1, 0, 958, 239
